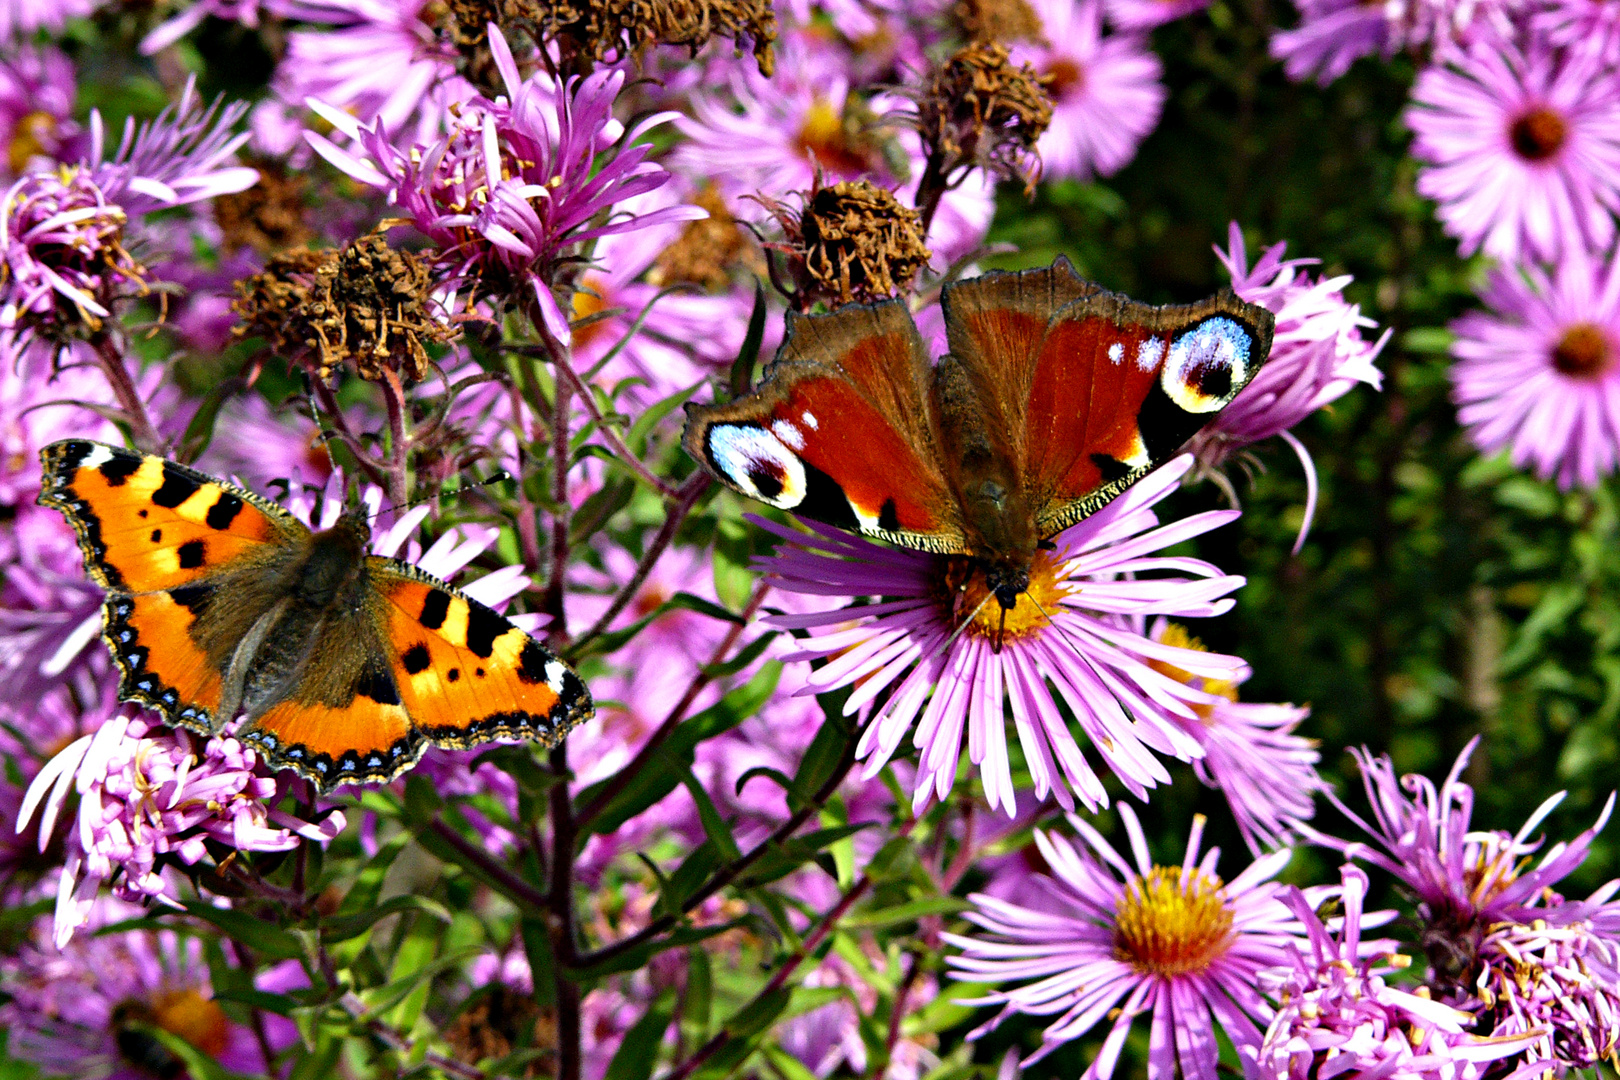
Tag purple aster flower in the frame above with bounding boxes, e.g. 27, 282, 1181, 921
944, 805, 1312, 1074
0, 0, 97, 41
1144, 620, 1325, 853
271, 0, 471, 150
1250, 864, 1536, 1080
1304, 737, 1617, 984
1104, 0, 1210, 31
0, 45, 78, 178
1472, 916, 1620, 1077
1406, 34, 1620, 265
1270, 0, 1393, 84
760, 455, 1247, 817
778, 943, 941, 1077
1534, 0, 1620, 66
1449, 242, 1620, 489
1192, 223, 1387, 547
0, 900, 264, 1077
85, 78, 257, 218
1008, 0, 1166, 182
16, 716, 348, 946
309, 28, 702, 343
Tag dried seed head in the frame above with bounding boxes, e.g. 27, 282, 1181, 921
762, 179, 931, 309
213, 158, 313, 256
646, 185, 763, 290
918, 41, 1053, 193
953, 0, 1044, 44
232, 233, 459, 384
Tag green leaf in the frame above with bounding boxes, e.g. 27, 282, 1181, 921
520, 916, 558, 1008
571, 476, 636, 543
321, 894, 451, 944
627, 382, 702, 455
700, 630, 776, 679
841, 896, 970, 929
603, 989, 678, 1080
568, 920, 747, 980
401, 772, 446, 824
356, 947, 480, 1017
179, 902, 303, 960
175, 375, 244, 464
729, 282, 768, 399
336, 830, 411, 917
212, 988, 301, 1017
714, 516, 756, 612
730, 824, 872, 890
683, 769, 742, 861
660, 839, 723, 914
684, 946, 713, 1042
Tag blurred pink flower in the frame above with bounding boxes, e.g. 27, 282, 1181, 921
1449, 243, 1620, 489
1534, 0, 1620, 66
760, 456, 1247, 817
945, 806, 1313, 1074
1251, 865, 1530, 1080
0, 45, 78, 178
0, 0, 97, 42
1407, 34, 1620, 265
1009, 0, 1165, 181
1104, 0, 1209, 31
1272, 0, 1513, 84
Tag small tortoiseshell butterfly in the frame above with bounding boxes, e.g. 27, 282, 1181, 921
38, 440, 593, 792
685, 257, 1275, 612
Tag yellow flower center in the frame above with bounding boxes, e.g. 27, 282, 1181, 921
1113, 865, 1236, 977
940, 550, 1072, 643
153, 989, 231, 1058
793, 98, 878, 175
8, 111, 56, 174
1144, 622, 1239, 719
569, 274, 613, 348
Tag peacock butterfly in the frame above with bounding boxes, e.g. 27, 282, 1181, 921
683, 257, 1274, 624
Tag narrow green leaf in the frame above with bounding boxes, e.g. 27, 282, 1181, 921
337, 830, 411, 917
603, 989, 678, 1080
321, 893, 451, 944
175, 375, 244, 464
179, 902, 303, 960
627, 382, 702, 455
684, 946, 713, 1043
730, 282, 768, 400
840, 896, 970, 929
700, 630, 776, 679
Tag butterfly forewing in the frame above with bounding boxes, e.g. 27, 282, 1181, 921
684, 298, 969, 553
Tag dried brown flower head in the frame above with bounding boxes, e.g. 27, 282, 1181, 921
646, 185, 763, 290
213, 158, 313, 256
446, 0, 777, 75
917, 41, 1052, 193
231, 234, 459, 384
762, 179, 931, 309
444, 987, 553, 1079
953, 0, 1044, 44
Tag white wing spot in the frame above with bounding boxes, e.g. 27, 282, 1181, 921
545, 660, 569, 694
706, 425, 809, 509
1107, 342, 1123, 364
79, 443, 114, 470
1162, 317, 1251, 413
1136, 337, 1165, 372
771, 418, 806, 451
800, 410, 819, 430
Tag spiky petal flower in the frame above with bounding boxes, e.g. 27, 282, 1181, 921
1406, 34, 1620, 265
1303, 737, 1616, 986
1472, 916, 1620, 1076
1192, 223, 1387, 547
1250, 865, 1536, 1080
945, 806, 1311, 1075
1449, 244, 1620, 490
761, 456, 1246, 817
308, 27, 701, 343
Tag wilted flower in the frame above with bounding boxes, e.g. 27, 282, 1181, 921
1251, 864, 1534, 1080
1406, 34, 1620, 265
488, 0, 780, 75
761, 455, 1246, 817
914, 40, 1054, 195
1009, 0, 1164, 182
1449, 242, 1620, 490
946, 806, 1312, 1073
758, 178, 932, 308
309, 27, 701, 343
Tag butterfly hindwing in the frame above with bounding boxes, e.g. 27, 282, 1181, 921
684, 298, 968, 553
39, 440, 307, 735
1022, 291, 1274, 536
371, 562, 590, 753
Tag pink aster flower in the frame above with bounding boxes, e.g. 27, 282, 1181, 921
1472, 916, 1620, 1077
1448, 242, 1620, 489
1305, 737, 1617, 966
1251, 864, 1535, 1080
945, 806, 1311, 1074
760, 455, 1247, 817
1104, 0, 1209, 31
0, 45, 79, 178
1143, 620, 1324, 853
308, 28, 701, 343
0, 900, 265, 1077
1406, 34, 1620, 265
270, 0, 471, 150
1270, 0, 1393, 84
1534, 0, 1620, 66
0, 0, 98, 41
1009, 0, 1166, 182
1193, 223, 1387, 546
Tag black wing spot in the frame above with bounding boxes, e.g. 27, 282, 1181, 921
447, 668, 460, 682
475, 667, 485, 678
420, 589, 451, 630
747, 464, 784, 499
177, 540, 206, 569
205, 492, 244, 530
464, 603, 507, 659
878, 498, 901, 533
150, 528, 162, 543
402, 642, 431, 675
99, 454, 142, 486
354, 661, 400, 706
138, 509, 148, 518
169, 582, 216, 615
796, 460, 861, 531
517, 639, 550, 684
151, 464, 201, 508
1090, 453, 1132, 483
1196, 363, 1233, 399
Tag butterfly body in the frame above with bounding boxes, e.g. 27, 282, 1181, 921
684, 257, 1275, 617
38, 439, 591, 792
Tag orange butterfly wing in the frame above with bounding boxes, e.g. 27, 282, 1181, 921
38, 440, 305, 733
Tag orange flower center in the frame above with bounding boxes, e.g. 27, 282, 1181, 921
1113, 864, 1236, 977
793, 99, 877, 176
1551, 322, 1611, 378
153, 989, 231, 1058
1144, 622, 1239, 719
941, 550, 1072, 643
1043, 57, 1084, 97
569, 274, 613, 348
1509, 107, 1567, 161
8, 111, 56, 174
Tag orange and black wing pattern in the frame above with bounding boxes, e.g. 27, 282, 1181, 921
37, 439, 305, 733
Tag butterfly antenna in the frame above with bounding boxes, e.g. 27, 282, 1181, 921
372, 469, 514, 521
1025, 592, 1087, 659
930, 590, 995, 667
